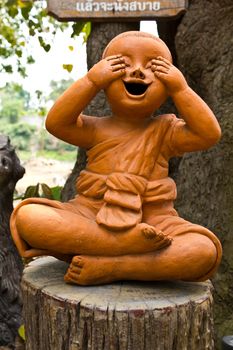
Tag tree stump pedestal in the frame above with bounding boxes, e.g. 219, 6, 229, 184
22, 257, 215, 350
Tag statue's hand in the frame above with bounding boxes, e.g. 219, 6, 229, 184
151, 56, 188, 95
87, 54, 126, 90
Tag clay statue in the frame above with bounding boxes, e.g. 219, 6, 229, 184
10, 31, 222, 285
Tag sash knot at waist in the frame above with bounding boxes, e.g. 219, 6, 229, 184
97, 171, 146, 230
77, 171, 147, 230
103, 172, 147, 211
76, 170, 176, 230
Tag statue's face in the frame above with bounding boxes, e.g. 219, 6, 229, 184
105, 36, 171, 117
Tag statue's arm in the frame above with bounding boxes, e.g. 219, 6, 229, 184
170, 87, 221, 152
152, 57, 221, 153
46, 55, 125, 148
45, 76, 99, 148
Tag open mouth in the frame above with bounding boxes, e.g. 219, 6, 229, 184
123, 81, 150, 96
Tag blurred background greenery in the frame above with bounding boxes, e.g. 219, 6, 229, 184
0, 78, 77, 162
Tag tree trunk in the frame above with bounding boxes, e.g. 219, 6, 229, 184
174, 0, 233, 347
22, 257, 215, 350
156, 18, 183, 180
61, 22, 140, 201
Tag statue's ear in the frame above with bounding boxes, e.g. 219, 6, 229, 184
4, 136, 26, 182
0, 135, 10, 149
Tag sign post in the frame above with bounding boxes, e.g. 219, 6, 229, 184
47, 0, 188, 21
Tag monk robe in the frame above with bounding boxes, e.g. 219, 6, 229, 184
10, 114, 222, 281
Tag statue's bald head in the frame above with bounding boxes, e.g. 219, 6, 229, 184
102, 31, 172, 62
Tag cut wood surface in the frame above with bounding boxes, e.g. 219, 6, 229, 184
22, 257, 215, 350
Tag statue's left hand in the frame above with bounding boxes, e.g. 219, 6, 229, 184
151, 56, 188, 95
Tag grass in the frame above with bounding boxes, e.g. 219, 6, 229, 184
37, 150, 77, 162
18, 149, 77, 162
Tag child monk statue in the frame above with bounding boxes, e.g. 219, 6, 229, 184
10, 31, 222, 285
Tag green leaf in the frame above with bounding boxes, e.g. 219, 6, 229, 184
21, 3, 33, 20
17, 65, 27, 78
2, 64, 13, 73
44, 44, 51, 52
8, 6, 18, 18
6, 0, 17, 6
62, 64, 73, 73
29, 28, 36, 36
23, 183, 40, 199
68, 45, 74, 51
27, 55, 35, 64
50, 186, 62, 200
35, 90, 43, 99
18, 324, 26, 341
18, 0, 30, 8
38, 106, 47, 116
82, 22, 91, 43
71, 22, 86, 38
38, 35, 44, 46
16, 49, 22, 58
38, 36, 51, 52
41, 183, 53, 199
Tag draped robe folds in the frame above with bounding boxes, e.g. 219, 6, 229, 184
77, 115, 178, 230
10, 114, 222, 281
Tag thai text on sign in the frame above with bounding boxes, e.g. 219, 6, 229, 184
76, 1, 161, 12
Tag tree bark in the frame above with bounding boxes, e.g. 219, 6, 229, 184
156, 18, 184, 180
174, 0, 233, 346
22, 257, 215, 350
61, 22, 140, 201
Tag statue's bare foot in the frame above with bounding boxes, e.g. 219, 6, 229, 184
139, 223, 172, 251
64, 224, 172, 285
64, 255, 118, 285
106, 223, 172, 256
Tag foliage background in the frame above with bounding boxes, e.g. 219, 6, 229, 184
0, 0, 91, 75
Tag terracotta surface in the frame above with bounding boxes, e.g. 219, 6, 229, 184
10, 31, 222, 285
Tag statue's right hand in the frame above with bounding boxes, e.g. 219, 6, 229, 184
87, 55, 126, 90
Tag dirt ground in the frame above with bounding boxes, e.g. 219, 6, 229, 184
15, 157, 74, 196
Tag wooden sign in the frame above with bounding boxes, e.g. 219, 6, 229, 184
47, 0, 188, 21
